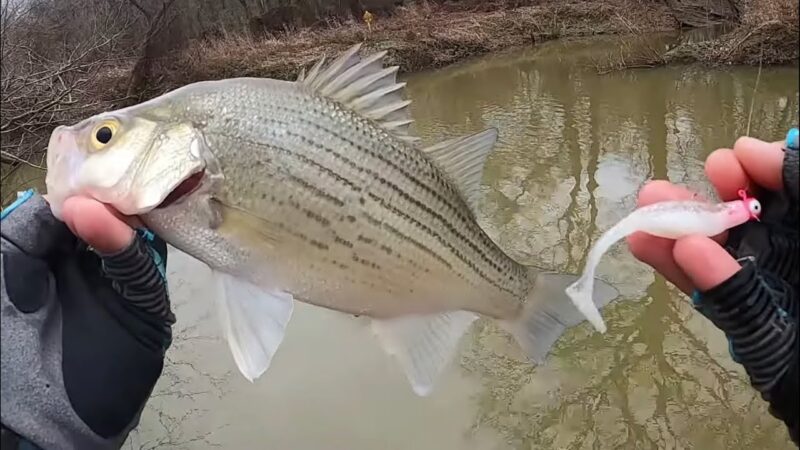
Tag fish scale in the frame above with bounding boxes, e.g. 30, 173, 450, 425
45, 43, 620, 395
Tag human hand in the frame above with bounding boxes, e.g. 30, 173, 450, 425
627, 130, 799, 445
627, 136, 791, 294
58, 196, 142, 255
1, 189, 174, 447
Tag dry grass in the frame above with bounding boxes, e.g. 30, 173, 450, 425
666, 0, 799, 65
160, 0, 677, 88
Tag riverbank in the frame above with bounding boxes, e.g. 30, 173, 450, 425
165, 0, 677, 86
1, 0, 796, 176
160, 0, 796, 89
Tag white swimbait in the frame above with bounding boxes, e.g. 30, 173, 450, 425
566, 189, 762, 333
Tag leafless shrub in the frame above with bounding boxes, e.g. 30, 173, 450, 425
0, 0, 135, 179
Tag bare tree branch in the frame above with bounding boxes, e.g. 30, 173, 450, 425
124, 0, 153, 22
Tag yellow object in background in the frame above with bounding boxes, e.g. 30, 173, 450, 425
363, 10, 374, 32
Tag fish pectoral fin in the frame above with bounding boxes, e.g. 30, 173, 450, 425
215, 200, 282, 251
296, 43, 419, 144
371, 310, 479, 397
420, 128, 498, 214
214, 271, 294, 382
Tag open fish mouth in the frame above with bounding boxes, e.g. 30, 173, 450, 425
157, 169, 205, 209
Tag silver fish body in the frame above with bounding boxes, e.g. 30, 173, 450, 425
45, 45, 619, 395
143, 77, 527, 321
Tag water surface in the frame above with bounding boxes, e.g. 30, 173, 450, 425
6, 33, 798, 450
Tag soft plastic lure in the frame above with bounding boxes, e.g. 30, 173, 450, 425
566, 189, 762, 333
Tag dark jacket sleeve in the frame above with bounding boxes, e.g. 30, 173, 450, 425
1, 191, 175, 441
697, 144, 800, 446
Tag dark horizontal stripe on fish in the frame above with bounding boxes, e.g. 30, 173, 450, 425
367, 192, 513, 296
357, 235, 374, 245
355, 230, 428, 275
303, 208, 331, 228
270, 219, 314, 245
288, 174, 345, 208
362, 212, 456, 275
318, 256, 396, 293
334, 235, 353, 248
352, 253, 381, 271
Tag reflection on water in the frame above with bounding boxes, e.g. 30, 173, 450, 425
4, 34, 797, 450
405, 35, 798, 449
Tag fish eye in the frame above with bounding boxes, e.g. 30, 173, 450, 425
749, 200, 761, 214
96, 126, 113, 144
90, 119, 119, 150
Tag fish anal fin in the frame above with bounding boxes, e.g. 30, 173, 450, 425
420, 128, 499, 213
371, 310, 479, 396
215, 271, 294, 382
297, 44, 416, 142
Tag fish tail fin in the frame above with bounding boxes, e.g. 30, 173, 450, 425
503, 270, 619, 364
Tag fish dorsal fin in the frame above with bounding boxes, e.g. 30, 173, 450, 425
421, 128, 498, 212
297, 43, 419, 143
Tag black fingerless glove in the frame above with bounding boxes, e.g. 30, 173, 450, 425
1, 191, 175, 448
692, 129, 799, 445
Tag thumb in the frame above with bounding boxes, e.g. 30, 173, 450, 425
672, 235, 742, 291
61, 197, 135, 255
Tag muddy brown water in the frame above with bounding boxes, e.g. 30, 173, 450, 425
3, 34, 798, 449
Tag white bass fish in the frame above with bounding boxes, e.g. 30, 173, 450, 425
44, 44, 619, 395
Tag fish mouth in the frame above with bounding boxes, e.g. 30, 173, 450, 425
157, 169, 206, 209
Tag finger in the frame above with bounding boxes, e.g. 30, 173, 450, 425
673, 235, 742, 291
626, 180, 704, 295
705, 148, 751, 201
733, 137, 785, 192
61, 197, 135, 254
635, 179, 696, 206
628, 231, 695, 294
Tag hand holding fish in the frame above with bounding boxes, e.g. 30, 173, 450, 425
0, 189, 174, 448
629, 131, 799, 446
57, 195, 142, 254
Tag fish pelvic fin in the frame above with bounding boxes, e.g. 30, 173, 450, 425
214, 271, 294, 382
296, 43, 419, 144
420, 128, 498, 215
371, 310, 479, 396
503, 270, 619, 365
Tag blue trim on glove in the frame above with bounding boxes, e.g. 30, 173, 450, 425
0, 189, 35, 221
786, 128, 798, 151
135, 228, 167, 282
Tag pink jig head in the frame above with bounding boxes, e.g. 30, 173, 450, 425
738, 189, 762, 221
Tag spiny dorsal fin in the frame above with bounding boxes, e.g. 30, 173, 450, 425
297, 43, 419, 143
420, 128, 498, 212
